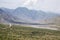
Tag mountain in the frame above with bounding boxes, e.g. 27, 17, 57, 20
0, 8, 13, 23
0, 7, 60, 24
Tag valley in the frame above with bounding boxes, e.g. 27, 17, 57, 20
0, 7, 60, 40
0, 24, 60, 40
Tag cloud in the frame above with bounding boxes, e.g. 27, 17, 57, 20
40, 0, 60, 13
0, 0, 26, 8
0, 0, 60, 13
23, 0, 60, 13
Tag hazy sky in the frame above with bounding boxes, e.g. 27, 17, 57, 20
0, 0, 60, 13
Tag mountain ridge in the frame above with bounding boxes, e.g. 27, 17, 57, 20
0, 7, 60, 24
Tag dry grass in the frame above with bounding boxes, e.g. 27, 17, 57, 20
0, 24, 60, 40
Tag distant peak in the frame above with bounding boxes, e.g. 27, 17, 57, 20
0, 9, 5, 13
16, 7, 28, 10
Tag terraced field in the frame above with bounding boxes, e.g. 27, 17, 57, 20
0, 24, 60, 40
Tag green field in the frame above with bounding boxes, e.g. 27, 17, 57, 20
0, 24, 60, 40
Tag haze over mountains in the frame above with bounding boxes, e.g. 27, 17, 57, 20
0, 7, 60, 24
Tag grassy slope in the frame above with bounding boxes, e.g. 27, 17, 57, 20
0, 24, 60, 40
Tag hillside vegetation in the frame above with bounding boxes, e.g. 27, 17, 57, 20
52, 16, 60, 26
0, 24, 60, 40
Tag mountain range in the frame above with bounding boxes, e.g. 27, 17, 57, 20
0, 7, 60, 24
